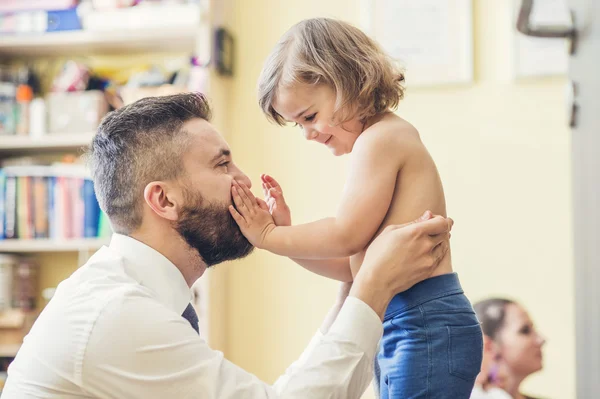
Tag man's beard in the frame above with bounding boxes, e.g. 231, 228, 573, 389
174, 189, 254, 267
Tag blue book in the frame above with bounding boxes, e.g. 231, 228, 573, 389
46, 8, 82, 32
83, 179, 100, 238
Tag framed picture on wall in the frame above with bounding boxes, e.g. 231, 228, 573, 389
359, 0, 474, 87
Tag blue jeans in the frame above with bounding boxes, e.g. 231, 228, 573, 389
374, 273, 483, 398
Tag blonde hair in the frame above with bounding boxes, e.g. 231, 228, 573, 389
258, 18, 405, 126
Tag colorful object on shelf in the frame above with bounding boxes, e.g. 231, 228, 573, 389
0, 82, 16, 136
0, 164, 104, 241
0, 7, 82, 35
15, 84, 33, 137
46, 8, 83, 32
0, 66, 42, 138
51, 61, 89, 93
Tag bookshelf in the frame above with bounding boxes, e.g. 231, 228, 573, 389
0, 2, 206, 58
0, 0, 231, 361
0, 27, 201, 57
0, 133, 95, 155
0, 238, 108, 253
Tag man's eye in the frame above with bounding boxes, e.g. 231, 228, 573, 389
219, 162, 229, 168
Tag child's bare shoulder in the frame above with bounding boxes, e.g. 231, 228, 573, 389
355, 113, 423, 153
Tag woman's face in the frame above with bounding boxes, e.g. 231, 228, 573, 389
496, 303, 546, 378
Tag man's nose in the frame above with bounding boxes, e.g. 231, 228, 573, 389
233, 170, 252, 189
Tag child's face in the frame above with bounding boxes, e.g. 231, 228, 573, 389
272, 83, 363, 156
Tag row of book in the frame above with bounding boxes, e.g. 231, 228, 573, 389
0, 164, 110, 240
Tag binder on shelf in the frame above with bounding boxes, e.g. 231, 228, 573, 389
32, 176, 49, 239
83, 180, 100, 238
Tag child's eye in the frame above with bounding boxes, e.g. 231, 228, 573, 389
304, 113, 317, 122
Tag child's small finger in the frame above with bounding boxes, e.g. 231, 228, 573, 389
270, 188, 285, 203
239, 182, 259, 206
231, 186, 246, 212
238, 182, 257, 209
266, 175, 283, 192
229, 205, 245, 226
256, 198, 269, 211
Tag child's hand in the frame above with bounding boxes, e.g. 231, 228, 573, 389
261, 174, 291, 226
229, 180, 276, 248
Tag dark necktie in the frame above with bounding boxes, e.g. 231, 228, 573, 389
182, 303, 199, 334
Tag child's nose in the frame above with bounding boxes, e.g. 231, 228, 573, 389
303, 127, 318, 141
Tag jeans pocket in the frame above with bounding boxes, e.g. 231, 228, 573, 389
447, 324, 483, 381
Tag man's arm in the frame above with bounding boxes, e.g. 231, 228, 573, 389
230, 128, 404, 259
82, 292, 381, 399
83, 213, 451, 398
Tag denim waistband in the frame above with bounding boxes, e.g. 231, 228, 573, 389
384, 273, 464, 322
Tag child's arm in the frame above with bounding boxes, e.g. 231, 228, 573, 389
261, 174, 352, 282
230, 127, 404, 259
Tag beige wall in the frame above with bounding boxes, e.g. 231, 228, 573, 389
224, 1, 575, 398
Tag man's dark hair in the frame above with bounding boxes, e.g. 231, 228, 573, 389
88, 92, 212, 234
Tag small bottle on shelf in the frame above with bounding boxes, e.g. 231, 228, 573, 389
15, 84, 33, 136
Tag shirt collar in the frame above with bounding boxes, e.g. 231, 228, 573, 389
108, 233, 192, 315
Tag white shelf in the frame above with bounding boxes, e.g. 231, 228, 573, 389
0, 27, 200, 57
0, 238, 108, 253
0, 133, 94, 154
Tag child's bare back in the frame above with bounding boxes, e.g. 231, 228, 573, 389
349, 112, 452, 279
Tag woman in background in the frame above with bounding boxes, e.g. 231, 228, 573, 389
472, 298, 546, 399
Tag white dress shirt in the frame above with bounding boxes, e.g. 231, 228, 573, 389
3, 234, 383, 398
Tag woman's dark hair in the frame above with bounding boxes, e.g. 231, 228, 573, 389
474, 298, 515, 340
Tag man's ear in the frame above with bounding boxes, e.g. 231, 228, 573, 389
144, 181, 181, 222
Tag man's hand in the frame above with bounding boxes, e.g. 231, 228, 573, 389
261, 174, 291, 226
229, 180, 276, 248
350, 211, 453, 320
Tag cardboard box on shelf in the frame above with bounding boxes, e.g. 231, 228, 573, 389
47, 90, 108, 134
